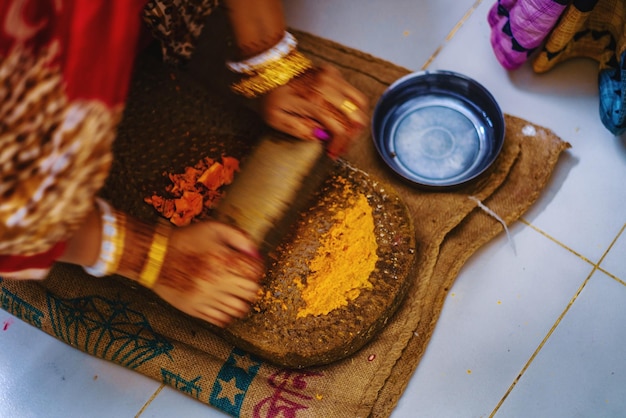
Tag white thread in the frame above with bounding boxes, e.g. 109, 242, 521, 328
469, 196, 516, 255
342, 160, 371, 177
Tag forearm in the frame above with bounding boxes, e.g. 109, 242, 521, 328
58, 200, 166, 287
222, 0, 286, 59
57, 206, 101, 268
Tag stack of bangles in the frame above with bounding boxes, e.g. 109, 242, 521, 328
84, 198, 170, 289
226, 31, 313, 98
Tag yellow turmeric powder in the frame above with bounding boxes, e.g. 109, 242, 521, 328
296, 185, 378, 318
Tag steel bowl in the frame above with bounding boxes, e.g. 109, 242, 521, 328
372, 70, 505, 189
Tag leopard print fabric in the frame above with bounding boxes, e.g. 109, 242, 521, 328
0, 41, 120, 255
143, 0, 220, 63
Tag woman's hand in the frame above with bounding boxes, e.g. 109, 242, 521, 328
61, 201, 263, 328
260, 64, 369, 158
221, 0, 368, 157
153, 221, 264, 328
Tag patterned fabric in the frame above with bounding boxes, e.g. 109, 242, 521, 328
0, 0, 217, 275
0, 0, 144, 261
488, 0, 626, 135
533, 0, 626, 135
487, 0, 569, 70
143, 0, 219, 63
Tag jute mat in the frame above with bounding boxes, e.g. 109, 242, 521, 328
0, 30, 570, 417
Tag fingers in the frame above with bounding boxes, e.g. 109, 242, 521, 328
261, 64, 370, 158
195, 292, 257, 328
204, 269, 261, 304
211, 221, 262, 260
194, 279, 260, 327
314, 64, 369, 128
264, 92, 366, 158
198, 308, 231, 328
200, 291, 253, 319
154, 221, 264, 328
156, 272, 261, 328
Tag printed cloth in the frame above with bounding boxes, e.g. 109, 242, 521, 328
488, 0, 626, 135
0, 28, 571, 417
487, 0, 569, 70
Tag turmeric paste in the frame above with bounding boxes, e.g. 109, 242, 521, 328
296, 184, 378, 318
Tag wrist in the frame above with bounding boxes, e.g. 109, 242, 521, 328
226, 31, 313, 99
137, 221, 171, 289
83, 199, 126, 277
115, 217, 172, 289
226, 31, 297, 74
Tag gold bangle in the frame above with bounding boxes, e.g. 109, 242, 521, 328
138, 221, 171, 289
230, 49, 313, 99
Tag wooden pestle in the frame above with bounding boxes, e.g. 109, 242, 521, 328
214, 133, 334, 256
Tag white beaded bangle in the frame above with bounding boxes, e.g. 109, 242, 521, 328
84, 198, 126, 277
226, 31, 297, 74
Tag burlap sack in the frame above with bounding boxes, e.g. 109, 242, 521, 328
0, 29, 570, 417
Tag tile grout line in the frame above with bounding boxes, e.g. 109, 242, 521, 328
489, 266, 597, 417
598, 266, 626, 287
135, 384, 166, 417
518, 218, 596, 266
421, 0, 483, 69
595, 222, 626, 286
588, 221, 625, 267
419, 0, 623, 413
520, 218, 626, 283
488, 220, 625, 416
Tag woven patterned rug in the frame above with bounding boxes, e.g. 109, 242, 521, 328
0, 27, 570, 417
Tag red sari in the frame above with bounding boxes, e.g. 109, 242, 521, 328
0, 0, 217, 277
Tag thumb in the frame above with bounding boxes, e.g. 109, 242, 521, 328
212, 222, 261, 260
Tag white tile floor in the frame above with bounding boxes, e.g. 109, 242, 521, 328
1, 0, 625, 417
